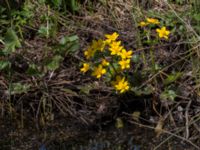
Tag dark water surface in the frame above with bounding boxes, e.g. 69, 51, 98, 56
0, 117, 197, 150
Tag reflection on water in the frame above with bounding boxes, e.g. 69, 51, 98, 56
44, 138, 141, 150
41, 124, 148, 150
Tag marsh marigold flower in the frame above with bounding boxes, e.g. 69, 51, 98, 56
109, 41, 123, 55
91, 39, 105, 52
105, 32, 119, 43
146, 18, 160, 24
113, 76, 129, 93
156, 27, 170, 39
120, 49, 133, 59
92, 64, 106, 78
101, 59, 110, 66
80, 63, 90, 73
119, 59, 131, 70
139, 21, 148, 27
84, 48, 95, 59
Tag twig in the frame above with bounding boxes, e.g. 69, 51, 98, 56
193, 122, 200, 133
129, 120, 200, 150
185, 100, 192, 139
138, 45, 198, 89
0, 39, 5, 45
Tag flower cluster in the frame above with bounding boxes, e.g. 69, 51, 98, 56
139, 18, 170, 40
139, 17, 160, 27
80, 32, 132, 93
80, 18, 173, 95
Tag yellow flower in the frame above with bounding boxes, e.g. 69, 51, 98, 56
92, 64, 106, 78
84, 48, 95, 59
120, 49, 133, 59
113, 76, 129, 93
101, 59, 110, 66
146, 18, 160, 24
109, 41, 123, 55
139, 21, 148, 27
105, 32, 119, 43
156, 27, 170, 39
80, 63, 90, 73
119, 59, 131, 70
91, 39, 105, 52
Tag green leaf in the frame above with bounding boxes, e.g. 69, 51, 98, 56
38, 25, 49, 38
67, 42, 79, 53
3, 28, 21, 54
164, 72, 182, 85
10, 83, 30, 95
131, 85, 154, 96
154, 64, 162, 71
70, 0, 79, 12
160, 90, 177, 101
26, 64, 42, 76
109, 62, 119, 75
143, 86, 154, 95
193, 13, 200, 21
194, 26, 200, 33
38, 22, 57, 38
52, 0, 62, 7
58, 35, 79, 55
132, 54, 140, 63
0, 60, 10, 70
59, 35, 79, 45
46, 55, 63, 71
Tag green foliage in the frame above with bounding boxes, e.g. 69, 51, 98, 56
147, 1, 200, 35
38, 5, 58, 38
131, 86, 154, 96
10, 82, 31, 95
26, 64, 42, 76
0, 1, 35, 40
190, 11, 200, 34
164, 72, 182, 85
3, 28, 21, 54
169, 0, 187, 5
0, 6, 9, 28
45, 55, 63, 71
58, 35, 79, 55
11, 2, 34, 26
38, 24, 57, 38
160, 89, 177, 101
45, 0, 80, 13
68, 0, 80, 13
26, 34, 79, 76
0, 28, 20, 74
0, 60, 10, 71
51, 0, 62, 7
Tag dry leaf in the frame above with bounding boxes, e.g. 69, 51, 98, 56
155, 118, 164, 137
132, 111, 141, 122
115, 118, 124, 129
